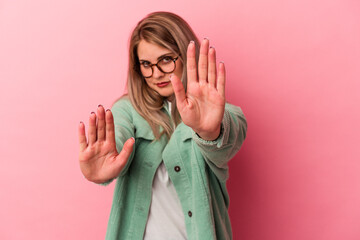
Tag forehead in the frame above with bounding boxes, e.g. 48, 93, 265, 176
137, 40, 172, 61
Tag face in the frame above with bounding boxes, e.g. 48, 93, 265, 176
137, 40, 183, 98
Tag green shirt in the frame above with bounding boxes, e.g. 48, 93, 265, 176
102, 97, 247, 240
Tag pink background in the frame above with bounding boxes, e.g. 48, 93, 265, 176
1, 0, 359, 239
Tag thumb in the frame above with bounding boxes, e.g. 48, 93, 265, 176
114, 137, 135, 169
170, 74, 187, 110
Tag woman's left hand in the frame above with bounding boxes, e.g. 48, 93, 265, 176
170, 38, 226, 141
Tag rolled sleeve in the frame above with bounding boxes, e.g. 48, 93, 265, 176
192, 103, 247, 181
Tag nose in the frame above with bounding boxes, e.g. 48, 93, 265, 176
152, 65, 165, 79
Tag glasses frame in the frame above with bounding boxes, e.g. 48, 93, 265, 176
139, 56, 180, 78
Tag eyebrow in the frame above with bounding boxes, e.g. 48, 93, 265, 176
139, 52, 174, 62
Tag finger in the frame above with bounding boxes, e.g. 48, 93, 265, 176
105, 109, 116, 143
216, 62, 226, 98
208, 46, 217, 88
96, 105, 106, 141
78, 121, 88, 152
170, 74, 187, 110
187, 41, 197, 85
115, 137, 135, 167
198, 38, 209, 84
88, 112, 97, 145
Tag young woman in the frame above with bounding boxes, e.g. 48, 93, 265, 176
78, 11, 247, 240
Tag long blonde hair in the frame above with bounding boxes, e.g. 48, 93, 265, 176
126, 12, 200, 139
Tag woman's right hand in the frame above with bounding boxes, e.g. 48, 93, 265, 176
78, 105, 135, 184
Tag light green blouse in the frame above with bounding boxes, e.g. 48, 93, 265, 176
101, 97, 247, 240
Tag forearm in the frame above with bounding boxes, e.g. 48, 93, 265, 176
193, 104, 247, 167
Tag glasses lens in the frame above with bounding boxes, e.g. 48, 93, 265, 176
140, 64, 152, 78
158, 58, 175, 73
139, 57, 177, 78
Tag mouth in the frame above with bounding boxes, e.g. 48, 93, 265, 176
156, 81, 171, 88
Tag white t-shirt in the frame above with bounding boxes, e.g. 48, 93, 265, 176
143, 101, 187, 240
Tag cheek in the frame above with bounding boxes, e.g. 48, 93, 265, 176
176, 62, 184, 78
144, 79, 153, 88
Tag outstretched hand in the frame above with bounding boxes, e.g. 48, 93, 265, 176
78, 105, 134, 183
170, 38, 226, 141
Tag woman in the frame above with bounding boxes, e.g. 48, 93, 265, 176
78, 11, 247, 240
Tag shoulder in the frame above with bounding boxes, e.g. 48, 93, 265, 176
109, 95, 137, 123
225, 102, 246, 120
110, 95, 152, 131
111, 95, 138, 115
223, 102, 247, 139
111, 95, 133, 110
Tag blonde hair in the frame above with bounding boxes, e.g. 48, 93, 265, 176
126, 12, 200, 139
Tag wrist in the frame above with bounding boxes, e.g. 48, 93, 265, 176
195, 125, 221, 141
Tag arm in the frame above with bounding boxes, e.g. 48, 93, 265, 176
170, 38, 247, 181
192, 103, 247, 181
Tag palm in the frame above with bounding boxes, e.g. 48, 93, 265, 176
180, 81, 225, 134
79, 138, 118, 182
172, 39, 226, 140
78, 106, 134, 183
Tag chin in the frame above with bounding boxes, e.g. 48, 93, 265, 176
158, 91, 174, 98
155, 87, 174, 98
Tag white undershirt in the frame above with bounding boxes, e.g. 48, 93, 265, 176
143, 101, 187, 240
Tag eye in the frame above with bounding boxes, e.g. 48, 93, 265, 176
141, 61, 151, 68
161, 56, 173, 63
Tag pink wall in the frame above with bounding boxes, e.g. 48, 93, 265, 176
1, 0, 359, 239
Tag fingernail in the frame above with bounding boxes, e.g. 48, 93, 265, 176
169, 73, 174, 80
204, 37, 210, 40
80, 121, 83, 124
210, 46, 215, 49
98, 104, 103, 108
220, 61, 224, 64
106, 109, 111, 112
189, 40, 194, 45
90, 111, 95, 115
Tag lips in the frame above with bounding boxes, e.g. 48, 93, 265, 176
156, 81, 170, 88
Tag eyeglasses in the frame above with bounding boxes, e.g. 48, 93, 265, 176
139, 56, 180, 78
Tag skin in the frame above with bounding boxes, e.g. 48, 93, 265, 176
78, 108, 135, 184
170, 38, 226, 141
137, 40, 183, 98
78, 38, 226, 183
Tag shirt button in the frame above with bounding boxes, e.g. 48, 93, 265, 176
174, 166, 181, 172
188, 211, 192, 217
